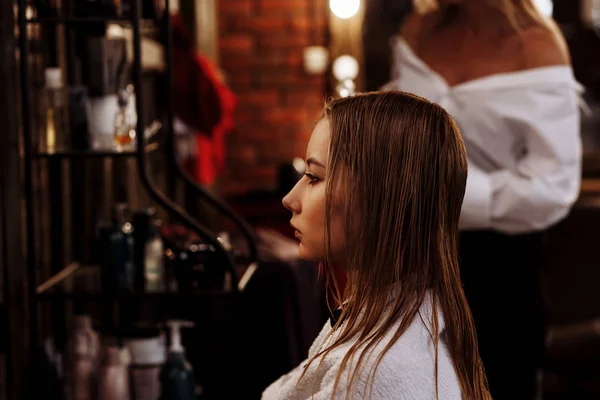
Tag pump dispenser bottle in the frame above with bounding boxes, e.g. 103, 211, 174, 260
159, 320, 196, 400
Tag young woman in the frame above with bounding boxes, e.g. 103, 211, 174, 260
383, 1, 582, 398
262, 92, 490, 399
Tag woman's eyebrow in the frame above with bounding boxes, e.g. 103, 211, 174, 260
306, 157, 325, 169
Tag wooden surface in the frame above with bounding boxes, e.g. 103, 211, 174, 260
581, 178, 600, 195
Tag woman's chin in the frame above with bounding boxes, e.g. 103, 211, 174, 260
297, 243, 324, 262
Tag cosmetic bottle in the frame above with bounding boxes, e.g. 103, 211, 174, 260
159, 320, 196, 400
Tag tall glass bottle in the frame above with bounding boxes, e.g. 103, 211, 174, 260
42, 68, 69, 152
113, 85, 136, 150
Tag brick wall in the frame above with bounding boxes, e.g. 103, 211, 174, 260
218, 0, 329, 195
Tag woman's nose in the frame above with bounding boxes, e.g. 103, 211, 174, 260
282, 186, 301, 214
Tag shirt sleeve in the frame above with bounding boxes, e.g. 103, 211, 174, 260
459, 85, 582, 233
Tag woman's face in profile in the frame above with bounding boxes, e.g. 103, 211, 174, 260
282, 119, 346, 261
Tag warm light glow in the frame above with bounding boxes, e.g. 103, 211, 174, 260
329, 0, 360, 19
303, 46, 329, 75
292, 157, 306, 174
533, 0, 553, 17
332, 55, 359, 81
336, 80, 355, 98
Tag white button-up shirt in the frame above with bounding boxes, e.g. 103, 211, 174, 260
383, 37, 583, 234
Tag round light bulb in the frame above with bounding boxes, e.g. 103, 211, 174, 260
303, 46, 329, 75
533, 0, 553, 17
330, 0, 360, 19
336, 79, 355, 98
332, 55, 359, 81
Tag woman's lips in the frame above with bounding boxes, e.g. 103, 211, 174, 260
291, 222, 301, 240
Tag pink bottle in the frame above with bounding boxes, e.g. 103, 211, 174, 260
97, 345, 131, 400
65, 315, 100, 400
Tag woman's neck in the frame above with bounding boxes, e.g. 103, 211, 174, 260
437, 2, 521, 36
457, 1, 506, 23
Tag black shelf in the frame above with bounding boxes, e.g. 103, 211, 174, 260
16, 1, 257, 383
33, 142, 160, 159
34, 261, 256, 303
33, 260, 245, 303
35, 291, 239, 302
25, 17, 154, 24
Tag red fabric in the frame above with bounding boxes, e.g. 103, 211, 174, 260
171, 14, 237, 184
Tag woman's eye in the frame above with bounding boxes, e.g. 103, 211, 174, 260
304, 173, 319, 186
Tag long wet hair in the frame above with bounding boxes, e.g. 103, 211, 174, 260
304, 91, 490, 399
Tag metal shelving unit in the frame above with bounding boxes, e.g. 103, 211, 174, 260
16, 0, 259, 393
35, 262, 240, 302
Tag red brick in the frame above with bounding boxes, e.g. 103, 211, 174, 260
219, 182, 256, 197
228, 144, 260, 164
235, 127, 272, 142
300, 74, 328, 87
258, 146, 296, 164
271, 53, 302, 67
291, 139, 311, 157
255, 166, 278, 180
304, 112, 324, 129
220, 34, 255, 54
282, 89, 326, 107
222, 53, 301, 71
258, 0, 307, 12
227, 165, 277, 181
218, 16, 236, 33
258, 34, 309, 49
289, 18, 311, 33
233, 15, 289, 32
218, 0, 329, 195
223, 71, 253, 89
257, 70, 309, 86
220, 55, 254, 70
220, 55, 263, 70
220, 174, 277, 196
239, 125, 307, 145
284, 53, 303, 67
239, 89, 281, 105
256, 71, 298, 86
234, 109, 262, 126
220, 0, 253, 15
260, 109, 310, 124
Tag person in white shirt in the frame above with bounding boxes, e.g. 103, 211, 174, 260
262, 92, 491, 399
383, 0, 582, 398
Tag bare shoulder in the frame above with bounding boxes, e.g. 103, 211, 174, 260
521, 19, 571, 69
